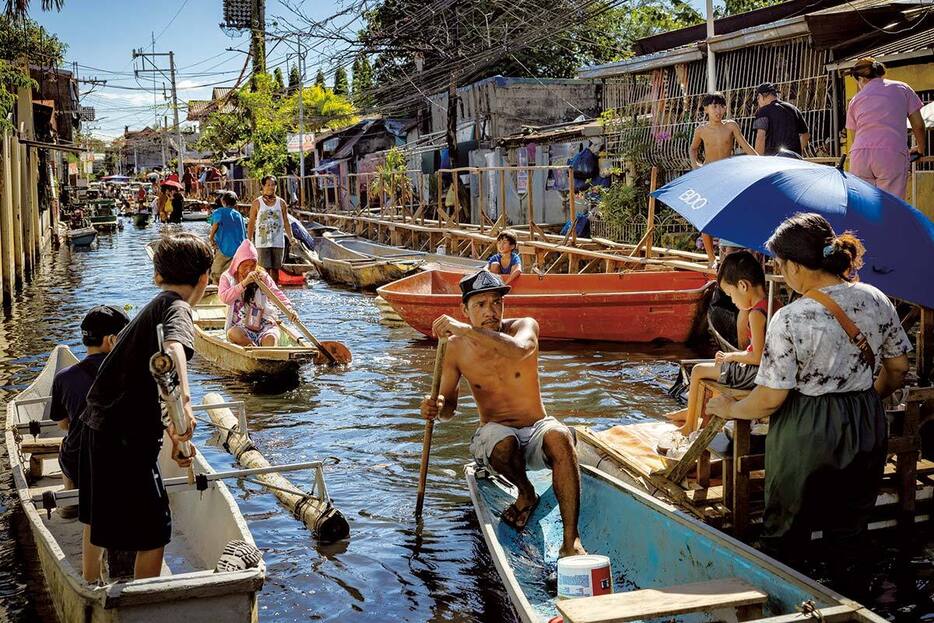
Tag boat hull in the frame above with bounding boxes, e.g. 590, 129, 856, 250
378, 270, 713, 343
134, 213, 151, 228
194, 324, 318, 377
6, 346, 264, 623
311, 235, 420, 289
67, 227, 97, 247
466, 463, 878, 623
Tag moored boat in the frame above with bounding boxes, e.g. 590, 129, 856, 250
310, 235, 421, 289
6, 346, 265, 622
182, 208, 210, 221
88, 200, 119, 233
377, 270, 714, 343
67, 226, 97, 247
133, 212, 151, 228
466, 462, 883, 623
334, 236, 486, 274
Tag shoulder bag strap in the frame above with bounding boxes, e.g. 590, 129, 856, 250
804, 289, 875, 371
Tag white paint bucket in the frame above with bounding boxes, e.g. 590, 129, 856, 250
557, 555, 613, 599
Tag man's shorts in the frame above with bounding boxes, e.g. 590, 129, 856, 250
719, 362, 759, 390
257, 246, 284, 270
469, 416, 570, 472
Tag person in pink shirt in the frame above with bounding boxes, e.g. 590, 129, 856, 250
846, 57, 926, 198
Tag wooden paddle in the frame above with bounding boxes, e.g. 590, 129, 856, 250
253, 276, 352, 366
415, 338, 448, 520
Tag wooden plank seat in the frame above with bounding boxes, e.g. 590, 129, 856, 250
21, 437, 62, 481
555, 578, 768, 623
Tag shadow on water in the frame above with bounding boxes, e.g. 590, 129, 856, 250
0, 219, 930, 621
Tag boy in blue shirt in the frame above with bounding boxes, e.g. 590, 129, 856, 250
208, 191, 247, 283
487, 229, 522, 285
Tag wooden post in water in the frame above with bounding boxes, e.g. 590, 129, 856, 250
645, 166, 658, 260
202, 392, 350, 541
0, 131, 13, 302
10, 137, 24, 285
28, 147, 40, 258
568, 167, 577, 245
499, 169, 506, 226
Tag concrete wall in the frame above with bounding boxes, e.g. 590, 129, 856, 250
430, 77, 602, 145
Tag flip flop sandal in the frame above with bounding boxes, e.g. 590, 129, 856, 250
501, 495, 540, 531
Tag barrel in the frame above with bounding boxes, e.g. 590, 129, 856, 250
557, 554, 613, 599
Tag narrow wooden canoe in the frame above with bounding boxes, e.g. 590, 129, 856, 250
193, 322, 323, 377
335, 236, 486, 274
309, 235, 421, 289
377, 270, 714, 343
182, 209, 210, 221
6, 346, 265, 622
466, 463, 883, 623
67, 227, 97, 247
133, 212, 151, 228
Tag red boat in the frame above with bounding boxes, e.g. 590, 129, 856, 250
377, 270, 714, 343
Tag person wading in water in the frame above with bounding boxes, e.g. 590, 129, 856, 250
248, 175, 292, 284
421, 270, 587, 558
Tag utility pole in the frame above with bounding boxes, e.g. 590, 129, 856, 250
251, 0, 266, 76
134, 45, 183, 178
705, 0, 717, 92
297, 35, 305, 205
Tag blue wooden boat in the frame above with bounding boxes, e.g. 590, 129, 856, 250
66, 226, 97, 248
465, 463, 882, 623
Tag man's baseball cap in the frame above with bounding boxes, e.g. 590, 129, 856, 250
80, 305, 130, 341
459, 270, 511, 303
755, 82, 778, 96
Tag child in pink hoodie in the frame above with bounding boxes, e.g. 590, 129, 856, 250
218, 240, 296, 346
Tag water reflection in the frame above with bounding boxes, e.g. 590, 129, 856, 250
0, 218, 764, 622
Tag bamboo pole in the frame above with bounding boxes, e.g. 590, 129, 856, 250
0, 132, 13, 302
568, 167, 577, 245
203, 392, 350, 541
645, 166, 658, 260
452, 171, 461, 225
10, 137, 24, 285
499, 169, 506, 224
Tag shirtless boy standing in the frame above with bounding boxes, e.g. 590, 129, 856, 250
421, 270, 586, 558
689, 92, 758, 265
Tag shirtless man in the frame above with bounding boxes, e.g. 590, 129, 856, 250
689, 92, 758, 265
421, 270, 586, 558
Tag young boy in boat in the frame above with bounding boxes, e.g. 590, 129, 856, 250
50, 305, 130, 522
487, 230, 522, 285
688, 93, 758, 266
208, 191, 246, 284
421, 270, 586, 558
668, 250, 777, 433
218, 239, 297, 347
77, 233, 212, 582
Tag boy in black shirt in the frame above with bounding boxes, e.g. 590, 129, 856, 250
77, 233, 213, 581
49, 305, 130, 523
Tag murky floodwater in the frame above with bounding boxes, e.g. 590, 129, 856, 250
0, 221, 929, 622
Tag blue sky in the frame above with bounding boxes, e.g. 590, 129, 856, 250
33, 0, 344, 139
32, 0, 709, 141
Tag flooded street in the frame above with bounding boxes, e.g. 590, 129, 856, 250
0, 221, 700, 622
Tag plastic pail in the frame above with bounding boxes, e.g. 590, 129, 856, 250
557, 555, 613, 599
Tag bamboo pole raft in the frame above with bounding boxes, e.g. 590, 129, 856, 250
203, 392, 350, 542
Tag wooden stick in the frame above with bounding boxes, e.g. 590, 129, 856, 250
254, 278, 351, 365
415, 338, 448, 519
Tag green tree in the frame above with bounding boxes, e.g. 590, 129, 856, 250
333, 66, 348, 96
273, 66, 285, 96
721, 0, 784, 15
4, 0, 65, 17
288, 64, 301, 94
0, 14, 67, 132
351, 54, 373, 107
314, 69, 326, 88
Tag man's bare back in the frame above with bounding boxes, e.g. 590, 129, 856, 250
444, 317, 546, 428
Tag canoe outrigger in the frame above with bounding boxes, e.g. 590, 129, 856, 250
6, 346, 265, 622
466, 462, 885, 623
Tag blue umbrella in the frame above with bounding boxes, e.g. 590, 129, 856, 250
652, 155, 934, 308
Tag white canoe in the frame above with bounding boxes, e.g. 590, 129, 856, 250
6, 346, 265, 622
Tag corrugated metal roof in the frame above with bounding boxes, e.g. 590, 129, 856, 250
830, 25, 934, 67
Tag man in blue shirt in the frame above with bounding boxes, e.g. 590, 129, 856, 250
49, 305, 129, 518
208, 190, 247, 283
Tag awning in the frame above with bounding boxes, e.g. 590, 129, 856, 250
16, 137, 84, 154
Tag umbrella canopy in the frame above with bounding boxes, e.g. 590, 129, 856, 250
652, 155, 934, 307
161, 180, 183, 190
907, 101, 934, 129
101, 175, 130, 182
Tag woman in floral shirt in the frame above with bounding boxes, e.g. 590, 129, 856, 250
707, 213, 910, 569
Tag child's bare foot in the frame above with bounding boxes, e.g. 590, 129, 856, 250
664, 408, 687, 423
